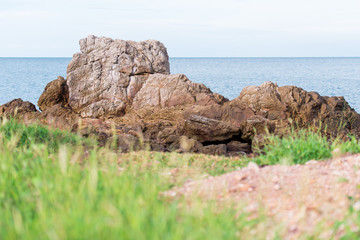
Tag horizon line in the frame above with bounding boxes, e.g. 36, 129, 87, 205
1, 56, 360, 59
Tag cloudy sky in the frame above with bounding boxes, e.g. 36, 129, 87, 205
1, 0, 360, 57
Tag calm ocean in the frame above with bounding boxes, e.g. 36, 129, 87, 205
1, 57, 359, 111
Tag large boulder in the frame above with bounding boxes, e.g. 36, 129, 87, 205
66, 35, 225, 118
234, 82, 360, 141
132, 74, 226, 109
66, 35, 170, 118
38, 76, 69, 111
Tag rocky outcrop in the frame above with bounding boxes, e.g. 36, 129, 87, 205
38, 76, 69, 111
132, 74, 226, 109
40, 104, 78, 129
183, 115, 240, 142
66, 35, 170, 118
236, 82, 360, 140
0, 99, 38, 119
66, 35, 223, 118
1, 36, 359, 156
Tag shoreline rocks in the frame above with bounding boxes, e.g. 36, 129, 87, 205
0, 98, 39, 120
38, 76, 69, 111
1, 35, 359, 156
66, 35, 171, 118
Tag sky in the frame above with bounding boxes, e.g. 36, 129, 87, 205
1, 0, 360, 57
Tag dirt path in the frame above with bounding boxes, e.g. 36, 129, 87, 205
165, 154, 360, 239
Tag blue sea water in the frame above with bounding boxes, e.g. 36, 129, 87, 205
0, 57, 360, 111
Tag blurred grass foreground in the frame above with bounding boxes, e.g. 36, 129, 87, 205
1, 118, 360, 239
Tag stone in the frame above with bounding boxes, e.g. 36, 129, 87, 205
185, 98, 255, 129
3, 36, 360, 156
240, 115, 275, 141
40, 104, 78, 129
236, 81, 287, 113
38, 76, 69, 111
179, 136, 203, 153
132, 74, 225, 109
236, 82, 360, 143
0, 98, 38, 118
183, 115, 241, 143
200, 144, 227, 155
116, 134, 141, 152
226, 141, 251, 153
66, 35, 170, 118
66, 35, 226, 118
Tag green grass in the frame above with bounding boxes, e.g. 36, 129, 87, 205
0, 119, 262, 240
335, 135, 360, 155
2, 119, 360, 239
251, 128, 332, 165
0, 118, 95, 150
249, 128, 360, 166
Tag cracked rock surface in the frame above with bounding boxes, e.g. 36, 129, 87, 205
67, 35, 171, 118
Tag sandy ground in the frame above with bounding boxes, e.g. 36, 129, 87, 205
164, 154, 360, 239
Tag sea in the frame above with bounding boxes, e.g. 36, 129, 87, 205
0, 57, 359, 112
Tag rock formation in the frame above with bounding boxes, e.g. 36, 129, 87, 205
1, 35, 359, 156
132, 74, 226, 109
67, 35, 165, 118
236, 82, 360, 139
38, 76, 69, 111
0, 98, 38, 119
66, 35, 225, 118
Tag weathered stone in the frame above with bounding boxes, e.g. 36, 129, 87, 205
3, 36, 360, 156
40, 104, 78, 129
132, 74, 224, 109
66, 35, 226, 118
109, 134, 140, 152
183, 115, 241, 143
0, 98, 38, 117
157, 127, 178, 143
240, 115, 275, 141
179, 136, 203, 153
118, 134, 141, 152
236, 82, 360, 143
38, 76, 69, 111
186, 100, 254, 128
237, 82, 287, 113
226, 141, 251, 153
66, 35, 170, 118
200, 144, 227, 155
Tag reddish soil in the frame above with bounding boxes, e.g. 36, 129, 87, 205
165, 154, 360, 239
